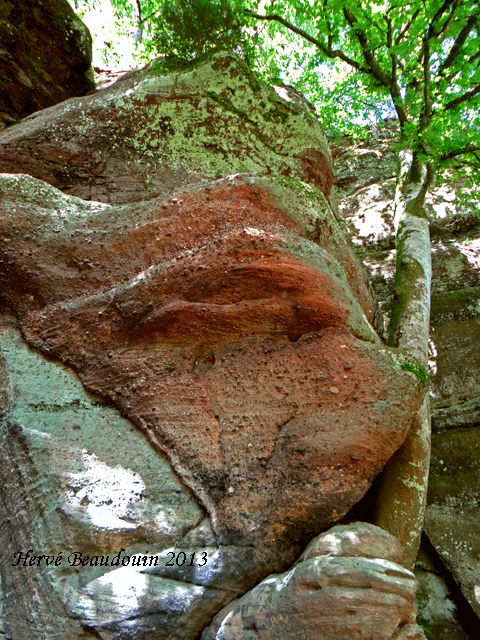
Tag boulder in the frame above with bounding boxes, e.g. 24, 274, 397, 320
300, 520, 403, 563
0, 52, 332, 204
0, 169, 423, 573
202, 522, 426, 640
0, 0, 94, 126
0, 56, 425, 637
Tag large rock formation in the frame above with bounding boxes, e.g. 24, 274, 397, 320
0, 310, 221, 640
0, 168, 423, 559
0, 53, 425, 638
0, 0, 94, 128
0, 52, 332, 204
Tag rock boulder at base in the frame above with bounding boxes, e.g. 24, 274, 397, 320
0, 0, 94, 126
202, 522, 427, 640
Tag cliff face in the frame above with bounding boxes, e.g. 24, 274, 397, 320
0, 53, 426, 639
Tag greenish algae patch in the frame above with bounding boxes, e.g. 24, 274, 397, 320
112, 52, 331, 192
401, 358, 429, 386
431, 286, 480, 324
0, 174, 109, 240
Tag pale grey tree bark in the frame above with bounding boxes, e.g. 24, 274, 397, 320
374, 150, 433, 570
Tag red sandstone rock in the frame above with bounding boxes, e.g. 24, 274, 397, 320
0, 170, 422, 570
0, 54, 428, 637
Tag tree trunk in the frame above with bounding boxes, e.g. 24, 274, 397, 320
373, 149, 432, 571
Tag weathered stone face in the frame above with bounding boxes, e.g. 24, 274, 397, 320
0, 312, 218, 640
0, 56, 425, 638
0, 169, 422, 569
0, 0, 94, 125
425, 427, 480, 620
202, 523, 426, 640
0, 52, 332, 204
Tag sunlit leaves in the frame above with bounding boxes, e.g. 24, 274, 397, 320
242, 0, 479, 175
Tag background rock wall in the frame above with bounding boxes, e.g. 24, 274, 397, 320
334, 122, 480, 639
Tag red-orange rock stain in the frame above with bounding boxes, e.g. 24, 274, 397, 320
10, 177, 422, 564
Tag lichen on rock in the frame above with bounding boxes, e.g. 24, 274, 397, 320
0, 54, 427, 639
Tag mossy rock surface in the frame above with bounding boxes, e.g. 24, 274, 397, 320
0, 52, 332, 206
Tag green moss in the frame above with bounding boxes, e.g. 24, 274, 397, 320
262, 107, 290, 124
204, 90, 258, 127
405, 199, 429, 218
400, 358, 429, 386
273, 175, 325, 204
416, 616, 434, 637
146, 59, 169, 75
146, 51, 219, 75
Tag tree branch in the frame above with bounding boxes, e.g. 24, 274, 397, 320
468, 49, 480, 64
384, 15, 400, 110
419, 38, 432, 134
428, 0, 459, 39
243, 9, 363, 70
440, 144, 480, 162
437, 15, 478, 76
138, 9, 161, 26
452, 158, 480, 168
135, 0, 142, 23
342, 8, 392, 87
395, 9, 421, 44
445, 82, 480, 110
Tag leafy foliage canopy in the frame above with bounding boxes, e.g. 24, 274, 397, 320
149, 0, 244, 64
242, 0, 480, 168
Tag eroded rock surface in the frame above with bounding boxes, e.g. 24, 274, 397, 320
425, 427, 480, 620
0, 57, 425, 638
0, 170, 422, 573
0, 312, 235, 640
0, 0, 94, 126
415, 549, 471, 640
0, 52, 333, 204
202, 523, 426, 640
